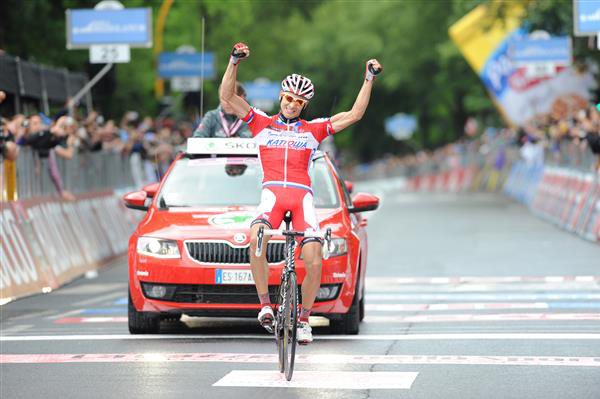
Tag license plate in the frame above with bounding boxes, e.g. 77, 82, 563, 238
216, 269, 255, 285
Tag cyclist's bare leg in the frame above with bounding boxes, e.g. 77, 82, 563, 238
249, 222, 271, 300
300, 241, 322, 310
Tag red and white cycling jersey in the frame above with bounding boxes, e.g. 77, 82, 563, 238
242, 107, 335, 192
242, 107, 335, 231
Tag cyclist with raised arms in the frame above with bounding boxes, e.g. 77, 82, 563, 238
220, 42, 382, 344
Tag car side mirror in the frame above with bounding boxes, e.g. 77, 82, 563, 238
123, 191, 149, 211
344, 180, 353, 194
142, 182, 159, 198
348, 192, 379, 213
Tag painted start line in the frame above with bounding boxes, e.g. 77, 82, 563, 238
51, 313, 600, 324
1, 352, 599, 367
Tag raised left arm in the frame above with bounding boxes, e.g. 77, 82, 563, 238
330, 59, 382, 133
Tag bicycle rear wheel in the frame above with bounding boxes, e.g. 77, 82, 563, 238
283, 271, 298, 381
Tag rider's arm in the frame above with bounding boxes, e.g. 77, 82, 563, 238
219, 43, 252, 119
330, 59, 382, 133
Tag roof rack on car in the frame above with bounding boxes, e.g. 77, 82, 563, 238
186, 138, 258, 155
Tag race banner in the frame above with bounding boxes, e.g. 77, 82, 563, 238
449, 1, 596, 126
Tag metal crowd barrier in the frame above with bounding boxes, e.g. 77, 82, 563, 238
4, 147, 134, 200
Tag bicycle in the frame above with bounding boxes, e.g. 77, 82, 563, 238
255, 212, 331, 381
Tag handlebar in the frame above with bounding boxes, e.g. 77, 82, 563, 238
255, 227, 333, 259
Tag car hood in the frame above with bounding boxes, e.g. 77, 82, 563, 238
138, 205, 345, 244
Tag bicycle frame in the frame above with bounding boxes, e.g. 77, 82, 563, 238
255, 221, 331, 381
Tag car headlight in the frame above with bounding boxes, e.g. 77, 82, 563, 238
299, 238, 347, 259
137, 237, 181, 258
327, 238, 348, 257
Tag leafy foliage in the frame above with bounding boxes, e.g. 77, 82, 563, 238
0, 0, 596, 161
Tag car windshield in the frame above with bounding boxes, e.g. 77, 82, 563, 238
156, 156, 339, 208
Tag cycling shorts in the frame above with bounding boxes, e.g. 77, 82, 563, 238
252, 185, 319, 236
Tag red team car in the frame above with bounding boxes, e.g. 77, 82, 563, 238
123, 138, 379, 334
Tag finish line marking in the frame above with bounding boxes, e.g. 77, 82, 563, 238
365, 276, 600, 284
3, 333, 600, 342
365, 302, 600, 311
213, 370, 418, 389
2, 353, 598, 368
53, 313, 600, 324
364, 313, 600, 323
366, 293, 600, 301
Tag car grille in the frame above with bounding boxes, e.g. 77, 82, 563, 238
172, 284, 283, 304
141, 282, 341, 304
185, 241, 285, 264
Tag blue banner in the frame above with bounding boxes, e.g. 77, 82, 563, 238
158, 53, 215, 78
575, 0, 600, 36
511, 37, 571, 63
66, 8, 152, 48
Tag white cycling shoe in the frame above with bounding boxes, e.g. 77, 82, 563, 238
258, 306, 274, 333
297, 321, 313, 344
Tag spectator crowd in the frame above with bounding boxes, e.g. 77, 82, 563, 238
352, 98, 600, 181
0, 89, 192, 200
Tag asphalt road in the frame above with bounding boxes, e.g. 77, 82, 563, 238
2, 186, 600, 398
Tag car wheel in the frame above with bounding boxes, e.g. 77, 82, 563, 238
359, 283, 365, 322
128, 292, 160, 334
330, 284, 360, 335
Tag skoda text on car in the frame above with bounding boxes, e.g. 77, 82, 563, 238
123, 138, 380, 334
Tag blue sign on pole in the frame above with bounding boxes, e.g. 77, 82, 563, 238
574, 0, 600, 36
66, 8, 152, 48
511, 37, 571, 64
158, 53, 215, 79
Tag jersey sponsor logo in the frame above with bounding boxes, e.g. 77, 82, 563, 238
265, 138, 308, 149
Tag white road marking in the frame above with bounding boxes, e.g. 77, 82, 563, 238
365, 283, 600, 292
213, 370, 419, 389
74, 291, 126, 307
0, 325, 33, 334
52, 313, 600, 324
366, 303, 551, 311
365, 276, 600, 284
1, 353, 598, 367
364, 313, 600, 323
2, 333, 600, 342
53, 283, 126, 295
366, 293, 600, 301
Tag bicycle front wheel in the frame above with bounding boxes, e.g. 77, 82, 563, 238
283, 271, 298, 381
275, 279, 285, 373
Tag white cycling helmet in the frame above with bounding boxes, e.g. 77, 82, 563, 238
281, 74, 314, 100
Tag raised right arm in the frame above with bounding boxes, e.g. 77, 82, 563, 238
219, 43, 252, 119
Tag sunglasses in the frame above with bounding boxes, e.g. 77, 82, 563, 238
282, 94, 307, 107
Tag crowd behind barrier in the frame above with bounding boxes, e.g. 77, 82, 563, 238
0, 83, 198, 300
1, 101, 193, 201
347, 102, 600, 245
